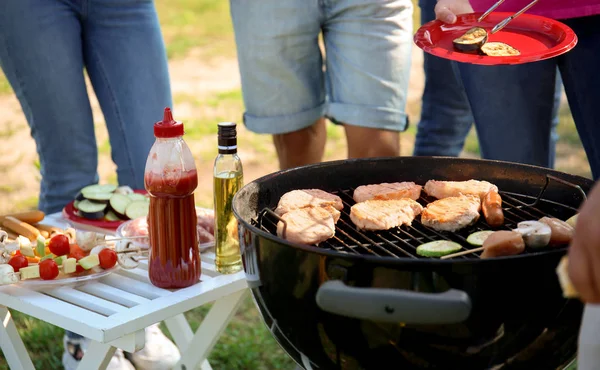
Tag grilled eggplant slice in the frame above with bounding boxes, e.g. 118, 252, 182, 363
453, 27, 488, 52
109, 193, 132, 218
481, 42, 520, 56
77, 199, 107, 220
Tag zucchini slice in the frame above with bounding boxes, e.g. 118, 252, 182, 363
125, 200, 150, 220
81, 189, 113, 202
466, 230, 495, 246
109, 194, 132, 217
81, 184, 117, 194
128, 193, 148, 202
77, 199, 107, 220
105, 210, 121, 221
115, 186, 134, 195
416, 240, 462, 257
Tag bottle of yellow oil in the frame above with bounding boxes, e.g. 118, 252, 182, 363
213, 122, 243, 274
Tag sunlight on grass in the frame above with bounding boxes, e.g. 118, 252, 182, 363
0, 71, 12, 96
15, 196, 39, 211
155, 0, 235, 59
160, 295, 295, 369
557, 103, 584, 146
98, 138, 111, 155
463, 127, 481, 156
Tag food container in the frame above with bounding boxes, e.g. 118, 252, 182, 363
116, 207, 215, 253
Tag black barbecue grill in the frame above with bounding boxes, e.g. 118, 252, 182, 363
256, 175, 583, 260
233, 156, 593, 370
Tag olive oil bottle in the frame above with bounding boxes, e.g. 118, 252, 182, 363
213, 122, 243, 274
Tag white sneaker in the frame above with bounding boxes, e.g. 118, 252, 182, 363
62, 332, 135, 370
125, 323, 181, 370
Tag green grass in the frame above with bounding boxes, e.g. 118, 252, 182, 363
557, 103, 583, 146
0, 71, 12, 95
155, 0, 236, 59
15, 196, 39, 211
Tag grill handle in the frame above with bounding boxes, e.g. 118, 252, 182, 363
316, 280, 471, 324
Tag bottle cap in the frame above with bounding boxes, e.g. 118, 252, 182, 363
218, 122, 237, 153
154, 107, 184, 138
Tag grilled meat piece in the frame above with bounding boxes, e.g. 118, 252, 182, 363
538, 217, 574, 247
421, 194, 481, 232
276, 206, 336, 245
353, 182, 422, 203
275, 189, 343, 216
424, 179, 498, 200
481, 230, 525, 258
349, 199, 423, 231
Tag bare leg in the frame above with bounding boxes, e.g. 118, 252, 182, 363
344, 124, 400, 159
273, 118, 327, 170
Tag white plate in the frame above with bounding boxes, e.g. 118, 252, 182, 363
14, 265, 119, 290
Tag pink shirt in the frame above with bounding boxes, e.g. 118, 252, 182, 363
470, 0, 600, 20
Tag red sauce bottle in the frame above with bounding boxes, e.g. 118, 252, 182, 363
144, 107, 200, 289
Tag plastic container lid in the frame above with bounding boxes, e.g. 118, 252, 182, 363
154, 107, 184, 138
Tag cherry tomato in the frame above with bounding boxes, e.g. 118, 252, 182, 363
48, 234, 70, 256
69, 243, 86, 261
8, 254, 28, 272
39, 259, 59, 280
98, 249, 117, 269
75, 264, 85, 274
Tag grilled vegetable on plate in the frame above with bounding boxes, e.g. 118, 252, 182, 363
64, 184, 150, 229
453, 27, 488, 52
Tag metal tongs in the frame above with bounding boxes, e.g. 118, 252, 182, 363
478, 0, 539, 34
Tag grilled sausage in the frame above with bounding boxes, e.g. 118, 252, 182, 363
482, 189, 504, 227
34, 223, 64, 237
538, 217, 574, 247
0, 210, 45, 225
481, 230, 525, 258
1, 216, 40, 242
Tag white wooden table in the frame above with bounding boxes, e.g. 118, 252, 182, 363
0, 213, 249, 370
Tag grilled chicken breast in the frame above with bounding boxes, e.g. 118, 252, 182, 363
353, 182, 423, 203
274, 189, 343, 216
277, 206, 336, 245
421, 194, 481, 232
424, 179, 498, 200
350, 199, 423, 231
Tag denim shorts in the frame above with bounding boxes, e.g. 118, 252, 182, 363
230, 0, 413, 134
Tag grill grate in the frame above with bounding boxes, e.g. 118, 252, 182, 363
253, 175, 585, 260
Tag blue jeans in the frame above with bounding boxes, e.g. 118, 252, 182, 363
0, 0, 172, 214
414, 0, 561, 168
229, 0, 413, 134
457, 15, 600, 179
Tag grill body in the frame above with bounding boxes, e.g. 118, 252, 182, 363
233, 157, 593, 370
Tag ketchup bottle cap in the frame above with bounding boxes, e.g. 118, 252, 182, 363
154, 107, 184, 138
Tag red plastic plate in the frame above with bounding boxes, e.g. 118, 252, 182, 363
414, 12, 577, 65
62, 189, 148, 231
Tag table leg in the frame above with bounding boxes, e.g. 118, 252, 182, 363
77, 341, 116, 370
0, 306, 35, 370
165, 314, 213, 370
173, 289, 248, 370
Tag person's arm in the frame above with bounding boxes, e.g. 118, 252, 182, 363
568, 181, 600, 304
434, 0, 474, 23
